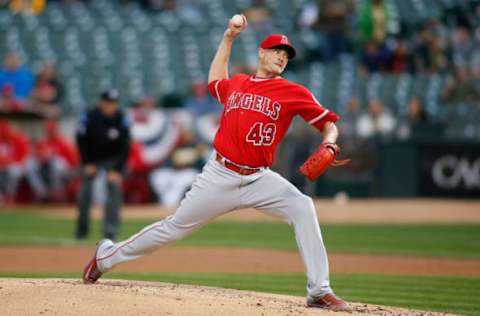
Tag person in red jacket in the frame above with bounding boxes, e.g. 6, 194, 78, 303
35, 119, 79, 202
0, 84, 23, 112
0, 119, 46, 204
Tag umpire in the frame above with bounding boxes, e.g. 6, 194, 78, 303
75, 89, 131, 241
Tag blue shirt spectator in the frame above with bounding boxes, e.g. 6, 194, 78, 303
184, 81, 218, 116
0, 53, 35, 101
360, 40, 390, 74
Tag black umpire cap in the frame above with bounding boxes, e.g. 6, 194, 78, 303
100, 89, 119, 102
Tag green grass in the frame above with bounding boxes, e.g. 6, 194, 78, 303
1, 272, 479, 315
0, 211, 480, 258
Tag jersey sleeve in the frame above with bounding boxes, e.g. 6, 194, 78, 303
208, 79, 230, 105
293, 87, 339, 131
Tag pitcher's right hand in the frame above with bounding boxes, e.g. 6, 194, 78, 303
224, 14, 248, 40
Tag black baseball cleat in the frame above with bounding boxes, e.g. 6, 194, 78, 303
82, 239, 113, 284
307, 293, 350, 311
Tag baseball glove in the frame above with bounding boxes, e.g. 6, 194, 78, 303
299, 143, 350, 181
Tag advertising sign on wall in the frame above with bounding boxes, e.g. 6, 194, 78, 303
418, 143, 480, 198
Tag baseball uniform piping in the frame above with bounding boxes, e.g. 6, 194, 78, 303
214, 80, 221, 102
249, 76, 282, 82
308, 110, 329, 124
96, 224, 161, 261
310, 92, 322, 106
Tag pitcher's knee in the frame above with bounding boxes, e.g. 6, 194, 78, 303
292, 195, 317, 221
169, 227, 190, 241
163, 217, 198, 241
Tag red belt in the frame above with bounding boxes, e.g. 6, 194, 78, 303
216, 154, 261, 175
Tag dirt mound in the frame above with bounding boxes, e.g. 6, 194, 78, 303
0, 278, 451, 316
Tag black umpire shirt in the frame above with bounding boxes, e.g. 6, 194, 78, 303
76, 107, 131, 172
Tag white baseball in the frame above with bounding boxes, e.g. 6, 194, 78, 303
231, 14, 244, 27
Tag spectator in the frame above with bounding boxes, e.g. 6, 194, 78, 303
149, 131, 207, 208
126, 96, 184, 204
28, 64, 63, 117
360, 40, 390, 74
282, 122, 317, 192
184, 80, 220, 145
35, 120, 78, 202
298, 0, 355, 61
356, 99, 396, 139
126, 140, 149, 174
184, 80, 218, 116
470, 3, 480, 78
139, 0, 203, 25
388, 39, 416, 74
75, 90, 131, 241
195, 113, 219, 145
123, 140, 152, 203
0, 53, 35, 101
415, 19, 449, 73
450, 25, 476, 68
442, 66, 480, 104
337, 97, 361, 137
129, 96, 182, 168
0, 120, 46, 204
9, 0, 45, 15
397, 96, 429, 139
0, 84, 23, 112
358, 0, 391, 44
406, 96, 428, 123
334, 97, 375, 177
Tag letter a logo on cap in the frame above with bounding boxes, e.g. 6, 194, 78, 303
260, 34, 297, 59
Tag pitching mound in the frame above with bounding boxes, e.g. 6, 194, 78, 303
0, 279, 450, 316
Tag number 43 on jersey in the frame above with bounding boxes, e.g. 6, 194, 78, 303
246, 122, 276, 146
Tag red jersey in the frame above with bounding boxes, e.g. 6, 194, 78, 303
36, 136, 79, 167
0, 132, 29, 168
208, 74, 339, 167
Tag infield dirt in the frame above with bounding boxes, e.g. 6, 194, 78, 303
0, 278, 452, 316
1, 245, 480, 276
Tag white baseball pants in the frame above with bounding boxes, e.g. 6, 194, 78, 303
97, 154, 332, 298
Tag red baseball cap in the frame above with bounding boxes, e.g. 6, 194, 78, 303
260, 34, 296, 59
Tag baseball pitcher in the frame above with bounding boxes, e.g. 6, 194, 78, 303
83, 15, 349, 310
